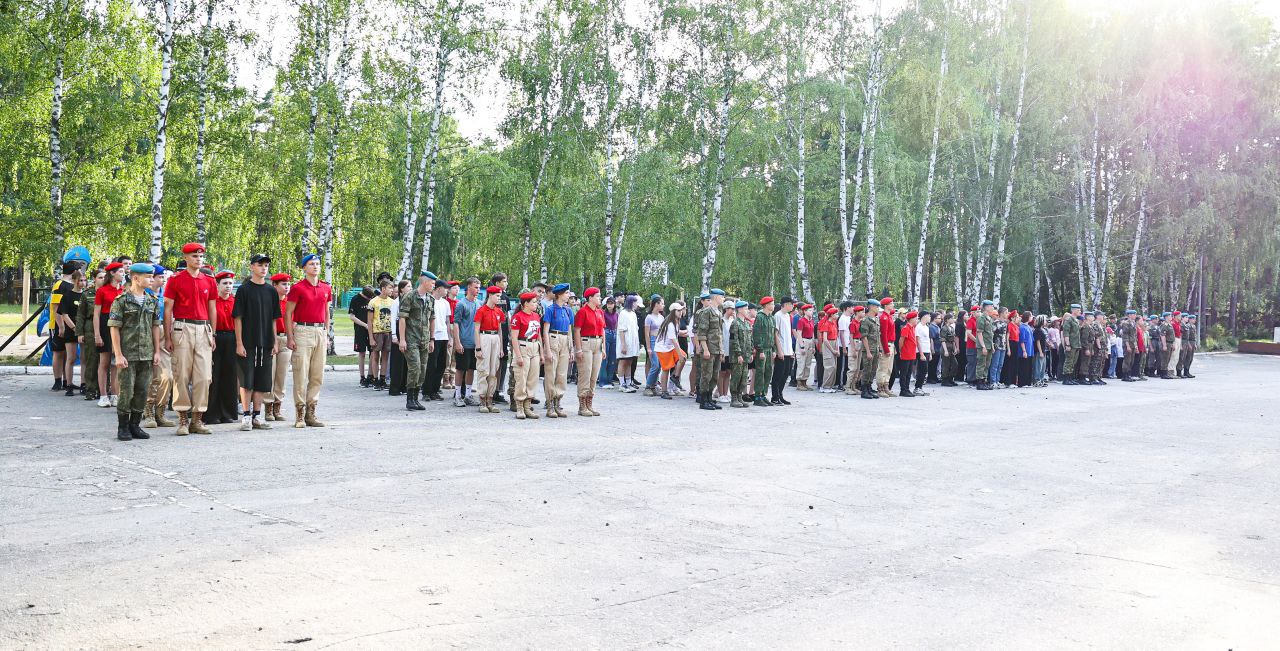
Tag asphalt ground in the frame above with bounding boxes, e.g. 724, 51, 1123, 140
2, 353, 1277, 649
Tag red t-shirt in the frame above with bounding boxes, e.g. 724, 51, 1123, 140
796, 317, 815, 339
446, 297, 457, 324
511, 310, 541, 341
215, 295, 235, 332
1137, 327, 1146, 353
848, 316, 861, 339
899, 326, 918, 360
819, 318, 837, 341
275, 299, 287, 334
287, 278, 332, 324
574, 304, 605, 336
1008, 321, 1020, 342
1172, 321, 1182, 337
879, 311, 895, 353
966, 316, 978, 349
475, 305, 506, 332
95, 284, 124, 312
164, 271, 216, 320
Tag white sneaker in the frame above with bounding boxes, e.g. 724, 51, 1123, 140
240, 415, 252, 431
97, 395, 110, 408
108, 395, 118, 407
453, 397, 465, 407
464, 395, 479, 406
717, 394, 730, 403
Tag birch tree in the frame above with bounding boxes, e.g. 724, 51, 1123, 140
300, 4, 328, 253
147, 0, 175, 263
319, 5, 353, 284
989, 2, 1029, 305
911, 20, 948, 308
194, 0, 216, 243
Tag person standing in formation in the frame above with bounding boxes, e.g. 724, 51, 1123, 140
726, 300, 752, 408
844, 304, 865, 396
817, 306, 839, 393
541, 283, 574, 418
974, 300, 996, 391
285, 253, 332, 427
366, 280, 396, 391
94, 262, 126, 408
653, 301, 685, 400
510, 291, 542, 420
205, 271, 240, 425
348, 286, 373, 388
1178, 314, 1197, 378
265, 273, 293, 420
422, 279, 451, 402
450, 277, 481, 407
398, 272, 434, 411
792, 304, 815, 391
750, 295, 775, 408
1060, 303, 1083, 385
107, 263, 163, 441
163, 244, 216, 434
473, 286, 506, 414
233, 254, 281, 430
573, 287, 605, 416
858, 300, 881, 399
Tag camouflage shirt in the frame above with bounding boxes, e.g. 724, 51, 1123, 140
860, 314, 880, 352
940, 323, 957, 354
694, 306, 725, 355
1119, 319, 1137, 349
1181, 323, 1197, 344
1061, 314, 1081, 347
1160, 322, 1176, 346
977, 313, 996, 348
106, 292, 160, 362
751, 310, 776, 354
729, 316, 751, 359
398, 290, 434, 345
76, 285, 97, 336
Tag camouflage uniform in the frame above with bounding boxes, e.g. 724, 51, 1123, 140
751, 310, 776, 401
1178, 320, 1197, 377
399, 289, 433, 390
1118, 318, 1138, 378
1061, 313, 1082, 379
940, 321, 958, 383
860, 313, 880, 388
693, 304, 724, 394
1159, 320, 1176, 376
1079, 319, 1097, 381
975, 312, 995, 382
728, 315, 752, 406
1088, 320, 1107, 380
107, 292, 161, 416
75, 283, 99, 399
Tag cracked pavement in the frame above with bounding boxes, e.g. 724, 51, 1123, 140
2, 354, 1278, 649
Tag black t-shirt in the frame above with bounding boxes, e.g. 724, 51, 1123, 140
1034, 326, 1047, 353
57, 288, 82, 332
348, 292, 370, 323
231, 279, 282, 349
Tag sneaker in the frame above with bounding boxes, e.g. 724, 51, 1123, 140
464, 395, 479, 407
453, 397, 466, 407
97, 395, 110, 408
240, 415, 252, 431
643, 387, 656, 397
717, 394, 730, 403
108, 395, 119, 407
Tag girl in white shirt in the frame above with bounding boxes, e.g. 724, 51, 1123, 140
616, 296, 640, 392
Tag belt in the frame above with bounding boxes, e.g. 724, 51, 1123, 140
518, 337, 540, 342
296, 322, 325, 327
581, 335, 601, 339
548, 330, 569, 335
480, 330, 500, 334
175, 318, 207, 324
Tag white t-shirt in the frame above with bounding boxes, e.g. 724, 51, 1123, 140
774, 311, 794, 354
915, 322, 932, 355
721, 313, 732, 351
388, 300, 401, 338
655, 322, 679, 353
617, 310, 639, 356
837, 314, 851, 347
432, 297, 451, 340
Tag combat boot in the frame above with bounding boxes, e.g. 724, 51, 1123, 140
141, 404, 158, 429
305, 402, 325, 427
294, 403, 307, 428
578, 396, 594, 417
523, 400, 539, 419
175, 411, 190, 436
554, 398, 567, 418
546, 399, 559, 418
730, 395, 745, 408
189, 412, 212, 435
115, 413, 131, 441
515, 400, 527, 419
153, 404, 175, 427
128, 412, 151, 439
587, 395, 601, 416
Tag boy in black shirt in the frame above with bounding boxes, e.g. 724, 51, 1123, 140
233, 254, 282, 430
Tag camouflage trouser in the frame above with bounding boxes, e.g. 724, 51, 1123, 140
689, 355, 700, 394
941, 352, 956, 382
82, 341, 99, 397
698, 352, 721, 393
1062, 347, 1079, 377
1120, 352, 1135, 377
1089, 348, 1106, 378
754, 353, 774, 396
117, 360, 153, 416
729, 360, 749, 398
976, 348, 993, 381
1180, 344, 1195, 373
860, 349, 878, 385
405, 339, 430, 389
1160, 346, 1173, 373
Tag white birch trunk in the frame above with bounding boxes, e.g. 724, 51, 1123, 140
1082, 116, 1101, 306
969, 59, 1005, 301
148, 0, 175, 263
1093, 148, 1119, 309
1125, 190, 1146, 309
416, 165, 438, 275
990, 8, 1028, 306
1032, 237, 1042, 311
1036, 238, 1055, 314
602, 124, 617, 293
912, 31, 947, 308
395, 108, 415, 279
50, 49, 65, 251
416, 45, 447, 275
301, 8, 324, 253
523, 138, 553, 289
194, 0, 214, 243
607, 125, 638, 296
700, 81, 731, 293
951, 209, 964, 307
539, 240, 547, 284
863, 71, 882, 297
793, 111, 813, 304
319, 13, 352, 285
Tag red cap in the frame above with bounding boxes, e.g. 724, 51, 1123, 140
905, 311, 918, 320
1172, 311, 1181, 316
448, 280, 460, 286
760, 296, 774, 305
583, 287, 600, 298
181, 242, 206, 254
105, 262, 125, 273
270, 273, 292, 283
823, 303, 834, 311
853, 305, 865, 312
825, 306, 837, 315
214, 271, 234, 281
881, 297, 893, 305
518, 291, 537, 301
969, 305, 978, 311
486, 285, 501, 294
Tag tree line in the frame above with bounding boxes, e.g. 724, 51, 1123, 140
2, 0, 1278, 335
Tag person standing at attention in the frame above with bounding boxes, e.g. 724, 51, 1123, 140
233, 254, 281, 431
164, 243, 217, 435
285, 253, 332, 427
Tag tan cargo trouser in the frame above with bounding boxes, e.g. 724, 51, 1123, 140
544, 332, 571, 401
515, 340, 541, 402
845, 340, 863, 389
171, 321, 213, 413
876, 343, 895, 390
794, 338, 814, 384
1164, 338, 1181, 371
475, 333, 502, 398
147, 347, 173, 408
292, 324, 326, 405
577, 337, 603, 397
270, 333, 291, 404
820, 342, 838, 389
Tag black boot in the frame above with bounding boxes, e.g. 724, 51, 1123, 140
52, 378, 64, 391
128, 412, 151, 439
860, 387, 875, 399
699, 391, 717, 410
407, 388, 425, 411
116, 413, 132, 441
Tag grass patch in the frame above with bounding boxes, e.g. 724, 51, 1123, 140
327, 355, 359, 365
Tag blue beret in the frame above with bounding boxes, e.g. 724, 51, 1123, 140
981, 299, 994, 306
698, 292, 710, 300
1161, 311, 1171, 317
1093, 310, 1103, 316
420, 270, 437, 280
1069, 303, 1082, 309
735, 300, 747, 308
552, 282, 570, 294
151, 264, 167, 274
1077, 315, 1085, 320
866, 299, 881, 307
128, 262, 155, 274
1149, 314, 1158, 320
1189, 314, 1197, 319
299, 253, 319, 267
710, 288, 726, 296
1125, 309, 1136, 315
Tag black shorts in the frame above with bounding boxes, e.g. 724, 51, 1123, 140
455, 348, 476, 371
353, 327, 370, 353
95, 315, 112, 353
720, 359, 732, 372
237, 347, 274, 393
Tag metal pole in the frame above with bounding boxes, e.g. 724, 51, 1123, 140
21, 262, 30, 346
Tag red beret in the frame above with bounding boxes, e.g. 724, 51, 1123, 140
448, 280, 460, 286
881, 297, 894, 305
181, 242, 206, 254
270, 273, 292, 283
518, 291, 537, 301
825, 307, 837, 315
905, 311, 918, 320
583, 287, 600, 298
104, 262, 125, 273
760, 296, 774, 305
823, 303, 834, 311
853, 305, 865, 312
1172, 311, 1181, 316
969, 305, 978, 311
486, 285, 501, 294
214, 271, 234, 281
